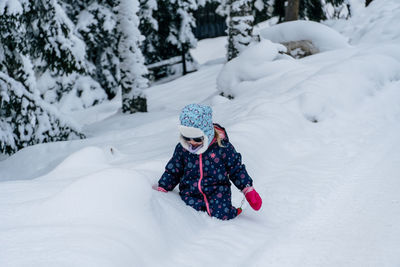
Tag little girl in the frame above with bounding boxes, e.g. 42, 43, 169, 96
155, 104, 262, 220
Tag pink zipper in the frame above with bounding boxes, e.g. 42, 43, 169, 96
198, 154, 211, 216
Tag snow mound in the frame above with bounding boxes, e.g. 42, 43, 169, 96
216, 39, 287, 96
42, 146, 112, 179
0, 168, 158, 266
297, 44, 400, 122
0, 145, 171, 266
260, 20, 350, 52
330, 0, 400, 44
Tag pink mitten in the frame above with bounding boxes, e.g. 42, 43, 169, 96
243, 187, 262, 211
152, 184, 167, 192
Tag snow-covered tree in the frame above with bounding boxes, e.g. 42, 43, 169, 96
217, 0, 273, 27
26, 0, 87, 75
0, 72, 84, 155
0, 0, 106, 110
117, 0, 148, 113
139, 0, 161, 65
253, 0, 274, 24
0, 0, 86, 155
227, 0, 255, 61
60, 0, 120, 100
324, 0, 350, 19
164, 0, 198, 74
299, 0, 326, 21
0, 0, 86, 89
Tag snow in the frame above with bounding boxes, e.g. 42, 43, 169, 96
328, 0, 400, 44
216, 39, 287, 96
190, 36, 227, 65
0, 0, 23, 15
1, 0, 400, 266
259, 20, 350, 52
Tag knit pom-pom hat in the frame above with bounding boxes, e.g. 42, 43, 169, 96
178, 104, 215, 154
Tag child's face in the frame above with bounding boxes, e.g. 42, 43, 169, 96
188, 139, 203, 147
181, 135, 204, 147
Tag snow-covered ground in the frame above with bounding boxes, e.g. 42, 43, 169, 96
1, 0, 400, 266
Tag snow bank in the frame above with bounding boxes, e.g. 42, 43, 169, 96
216, 39, 287, 96
329, 0, 400, 44
0, 146, 162, 266
217, 20, 351, 97
259, 20, 350, 52
296, 44, 400, 122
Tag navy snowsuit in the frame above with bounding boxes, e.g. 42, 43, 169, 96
158, 124, 253, 220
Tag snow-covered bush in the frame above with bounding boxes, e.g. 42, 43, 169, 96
0, 72, 84, 155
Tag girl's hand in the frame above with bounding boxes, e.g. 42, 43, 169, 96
243, 187, 262, 210
152, 184, 167, 192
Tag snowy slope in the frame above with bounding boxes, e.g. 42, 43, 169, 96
1, 0, 400, 266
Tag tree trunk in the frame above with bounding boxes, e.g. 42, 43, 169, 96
284, 0, 299, 22
182, 46, 187, 75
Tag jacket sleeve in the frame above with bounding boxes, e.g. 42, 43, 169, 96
158, 144, 184, 191
224, 142, 253, 191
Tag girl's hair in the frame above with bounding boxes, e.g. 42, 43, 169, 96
214, 129, 225, 147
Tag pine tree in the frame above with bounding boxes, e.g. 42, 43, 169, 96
253, 0, 273, 24
0, 72, 84, 155
165, 0, 198, 74
325, 0, 349, 19
299, 0, 326, 21
154, 0, 180, 61
0, 0, 86, 155
117, 0, 148, 113
227, 0, 255, 61
0, 0, 87, 91
3, 0, 106, 109
139, 0, 161, 65
60, 0, 120, 99
141, 0, 198, 80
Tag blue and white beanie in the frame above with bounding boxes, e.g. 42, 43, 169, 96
179, 104, 215, 154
